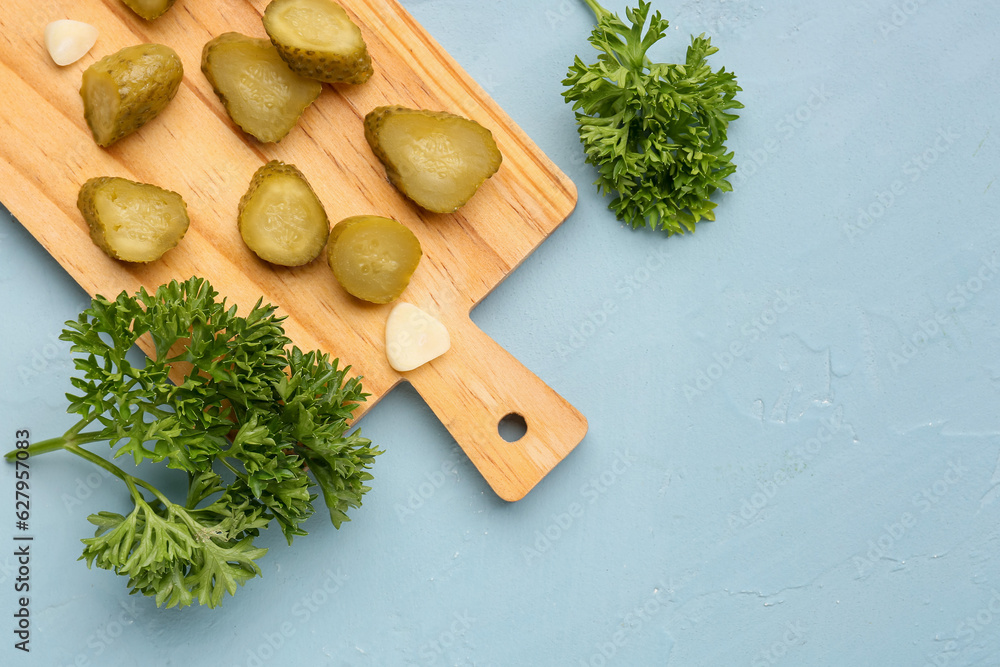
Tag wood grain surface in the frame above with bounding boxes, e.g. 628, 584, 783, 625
0, 0, 587, 501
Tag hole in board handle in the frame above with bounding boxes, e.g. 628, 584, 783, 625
498, 413, 527, 443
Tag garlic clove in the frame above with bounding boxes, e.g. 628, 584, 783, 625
385, 303, 450, 372
44, 20, 99, 67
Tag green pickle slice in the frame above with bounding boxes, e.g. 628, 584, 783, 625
120, 0, 178, 20
77, 177, 190, 263
364, 106, 502, 213
80, 43, 183, 147
263, 0, 373, 84
238, 161, 330, 266
328, 216, 422, 304
201, 32, 322, 143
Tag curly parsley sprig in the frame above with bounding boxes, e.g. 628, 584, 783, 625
563, 0, 743, 234
6, 277, 379, 608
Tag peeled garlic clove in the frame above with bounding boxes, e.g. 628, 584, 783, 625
385, 303, 450, 372
44, 20, 99, 66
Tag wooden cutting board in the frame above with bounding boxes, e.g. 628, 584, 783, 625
0, 0, 587, 501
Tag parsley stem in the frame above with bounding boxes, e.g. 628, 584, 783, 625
62, 441, 173, 508
219, 457, 246, 481
582, 0, 610, 22
4, 430, 104, 461
6, 426, 175, 507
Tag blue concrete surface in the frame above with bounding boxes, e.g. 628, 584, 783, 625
2, 1, 1000, 665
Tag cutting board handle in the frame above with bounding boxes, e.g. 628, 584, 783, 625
405, 316, 587, 501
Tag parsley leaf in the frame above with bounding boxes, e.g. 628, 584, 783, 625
8, 277, 380, 608
563, 0, 743, 234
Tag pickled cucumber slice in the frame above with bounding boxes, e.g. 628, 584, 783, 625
262, 0, 373, 84
80, 43, 183, 147
327, 216, 422, 304
364, 106, 502, 213
121, 0, 177, 20
201, 33, 322, 143
77, 177, 190, 263
238, 161, 329, 266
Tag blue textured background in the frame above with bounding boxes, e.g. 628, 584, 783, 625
3, 1, 1000, 665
